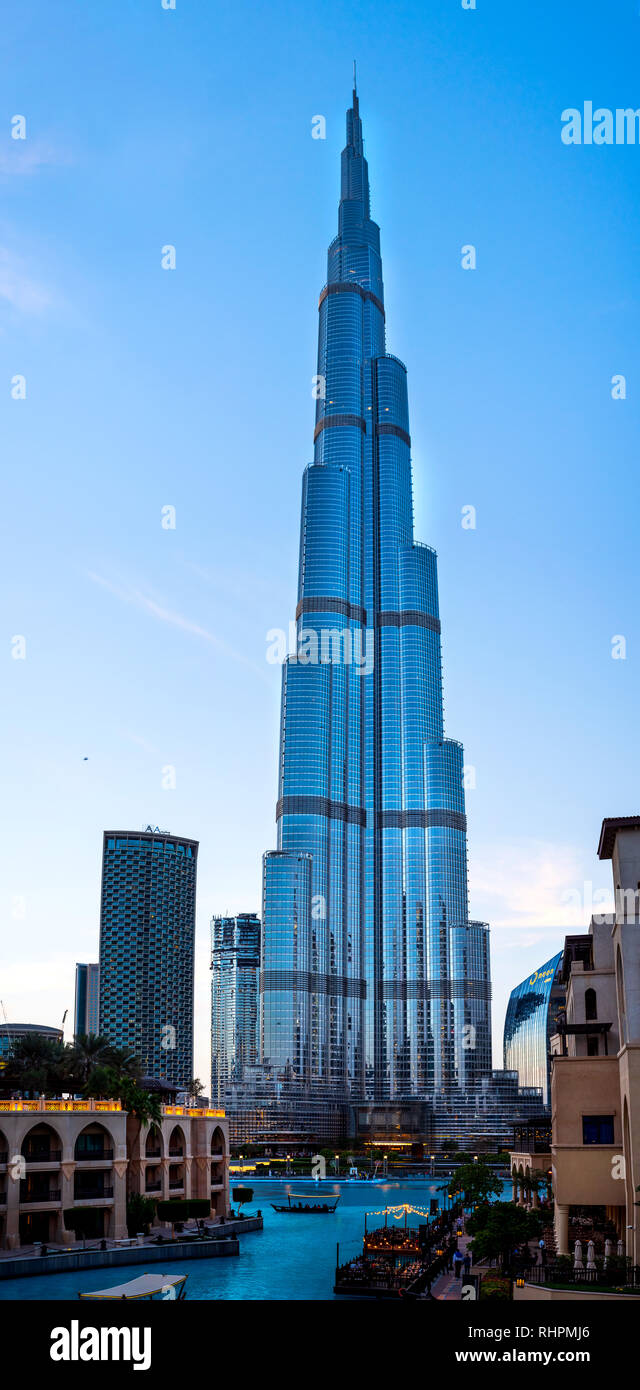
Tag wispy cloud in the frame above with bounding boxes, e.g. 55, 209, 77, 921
0, 247, 52, 314
471, 838, 613, 932
121, 729, 160, 756
87, 571, 269, 680
0, 140, 73, 177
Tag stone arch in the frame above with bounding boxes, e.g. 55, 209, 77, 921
168, 1124, 186, 1157
74, 1122, 112, 1160
145, 1124, 163, 1158
210, 1125, 227, 1219
623, 1095, 633, 1256
616, 945, 627, 1043
21, 1122, 63, 1161
211, 1126, 226, 1158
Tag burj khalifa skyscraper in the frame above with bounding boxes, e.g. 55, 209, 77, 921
259, 76, 491, 1142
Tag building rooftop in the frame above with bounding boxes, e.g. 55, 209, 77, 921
598, 816, 640, 859
0, 1023, 63, 1036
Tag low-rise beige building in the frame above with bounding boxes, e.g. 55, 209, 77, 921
548, 817, 640, 1260
0, 1098, 230, 1250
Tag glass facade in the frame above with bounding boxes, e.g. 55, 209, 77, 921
98, 829, 197, 1088
74, 962, 100, 1036
0, 1023, 62, 1064
260, 82, 492, 1130
210, 913, 260, 1104
503, 951, 564, 1107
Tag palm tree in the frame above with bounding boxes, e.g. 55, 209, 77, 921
106, 1045, 142, 1080
117, 1075, 163, 1154
1, 1033, 66, 1095
70, 1034, 114, 1087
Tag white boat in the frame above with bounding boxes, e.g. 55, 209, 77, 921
78, 1272, 187, 1301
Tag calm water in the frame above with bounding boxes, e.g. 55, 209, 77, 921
0, 1178, 495, 1301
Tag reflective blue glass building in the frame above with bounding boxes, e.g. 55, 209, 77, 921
503, 951, 564, 1107
74, 962, 100, 1037
99, 829, 197, 1088
210, 913, 261, 1104
260, 80, 492, 1135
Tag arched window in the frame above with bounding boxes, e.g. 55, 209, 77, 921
585, 988, 597, 1022
617, 946, 627, 1043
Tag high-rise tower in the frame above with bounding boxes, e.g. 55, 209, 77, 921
260, 80, 491, 1138
74, 962, 100, 1037
210, 913, 261, 1104
99, 828, 197, 1088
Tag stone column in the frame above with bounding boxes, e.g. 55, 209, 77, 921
60, 1162, 75, 1245
531, 1189, 539, 1209
512, 1175, 518, 1202
5, 1157, 21, 1250
112, 1160, 128, 1240
193, 1155, 207, 1202
555, 1202, 569, 1255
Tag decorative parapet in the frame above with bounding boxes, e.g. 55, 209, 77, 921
0, 1099, 123, 1113
161, 1106, 225, 1118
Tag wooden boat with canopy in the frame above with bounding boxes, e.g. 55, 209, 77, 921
271, 1192, 340, 1214
77, 1272, 187, 1300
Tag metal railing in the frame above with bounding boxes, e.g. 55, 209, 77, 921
75, 1148, 114, 1161
20, 1188, 61, 1203
23, 1150, 62, 1163
73, 1186, 114, 1200
521, 1261, 640, 1290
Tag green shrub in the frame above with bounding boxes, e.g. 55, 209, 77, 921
126, 1193, 156, 1236
479, 1274, 511, 1301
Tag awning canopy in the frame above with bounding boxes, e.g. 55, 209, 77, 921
78, 1272, 186, 1300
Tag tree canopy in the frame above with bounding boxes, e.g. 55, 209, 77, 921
1, 1030, 160, 1124
447, 1161, 503, 1207
467, 1202, 543, 1272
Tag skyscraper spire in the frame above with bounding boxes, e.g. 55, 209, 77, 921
259, 82, 491, 1144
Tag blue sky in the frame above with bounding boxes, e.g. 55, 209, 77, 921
2, 0, 638, 1084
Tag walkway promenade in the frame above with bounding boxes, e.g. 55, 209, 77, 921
432, 1222, 473, 1300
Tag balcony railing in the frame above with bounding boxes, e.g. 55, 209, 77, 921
169, 1178, 184, 1189
522, 1261, 640, 1291
75, 1148, 114, 1161
145, 1148, 162, 1159
168, 1149, 184, 1159
0, 1152, 7, 1165
74, 1186, 114, 1200
511, 1124, 552, 1154
23, 1150, 62, 1164
20, 1188, 61, 1203
145, 1181, 162, 1192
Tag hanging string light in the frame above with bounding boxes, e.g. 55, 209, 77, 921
365, 1202, 440, 1219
